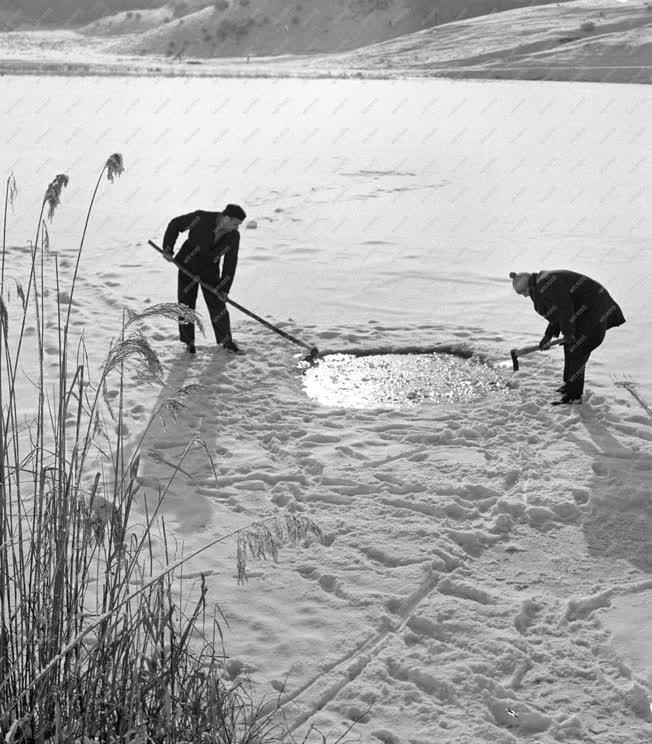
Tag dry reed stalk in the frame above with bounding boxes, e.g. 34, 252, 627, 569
0, 159, 335, 743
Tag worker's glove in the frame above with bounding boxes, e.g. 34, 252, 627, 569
217, 290, 228, 302
539, 336, 552, 351
563, 334, 577, 347
163, 250, 174, 262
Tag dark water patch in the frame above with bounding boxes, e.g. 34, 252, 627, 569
302, 347, 506, 410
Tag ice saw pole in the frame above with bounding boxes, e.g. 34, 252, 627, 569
148, 240, 319, 363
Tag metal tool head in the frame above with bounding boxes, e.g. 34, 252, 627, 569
304, 346, 320, 365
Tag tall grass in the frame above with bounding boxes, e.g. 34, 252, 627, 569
0, 159, 326, 743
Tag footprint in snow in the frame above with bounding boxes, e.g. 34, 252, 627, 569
318, 574, 338, 592
296, 564, 319, 579
572, 488, 590, 505
371, 731, 400, 744
504, 469, 520, 488
384, 596, 402, 614
514, 597, 543, 634
345, 705, 371, 723
225, 658, 250, 679
271, 491, 305, 512
296, 566, 341, 595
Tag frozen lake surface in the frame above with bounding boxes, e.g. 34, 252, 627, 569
3, 75, 650, 394
2, 75, 652, 743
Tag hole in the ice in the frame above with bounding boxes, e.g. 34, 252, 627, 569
301, 347, 507, 410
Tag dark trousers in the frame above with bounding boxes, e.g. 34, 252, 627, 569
563, 326, 606, 398
177, 271, 231, 345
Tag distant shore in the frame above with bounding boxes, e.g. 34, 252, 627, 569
0, 56, 650, 84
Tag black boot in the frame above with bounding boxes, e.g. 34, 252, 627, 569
551, 394, 582, 406
185, 342, 196, 354
222, 338, 243, 355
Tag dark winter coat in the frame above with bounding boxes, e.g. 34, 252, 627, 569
528, 270, 626, 340
163, 210, 240, 293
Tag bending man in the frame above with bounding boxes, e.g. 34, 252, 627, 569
162, 203, 246, 354
510, 270, 625, 405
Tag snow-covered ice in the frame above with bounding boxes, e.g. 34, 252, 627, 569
2, 74, 651, 742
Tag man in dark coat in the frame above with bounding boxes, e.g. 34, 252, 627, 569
162, 203, 246, 354
510, 270, 625, 405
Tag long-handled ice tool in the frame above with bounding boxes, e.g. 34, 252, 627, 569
148, 240, 320, 363
498, 337, 567, 371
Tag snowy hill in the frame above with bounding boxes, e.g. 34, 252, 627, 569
77, 0, 208, 37
316, 0, 652, 80
0, 0, 650, 82
75, 0, 573, 55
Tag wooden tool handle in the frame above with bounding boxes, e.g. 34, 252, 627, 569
515, 337, 566, 356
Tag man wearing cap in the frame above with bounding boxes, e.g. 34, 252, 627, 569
162, 204, 247, 354
510, 270, 625, 405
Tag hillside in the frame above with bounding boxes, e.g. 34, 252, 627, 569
78, 0, 207, 37
3, 0, 576, 54
92, 0, 575, 57
0, 0, 650, 82
307, 0, 652, 80
0, 0, 164, 28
